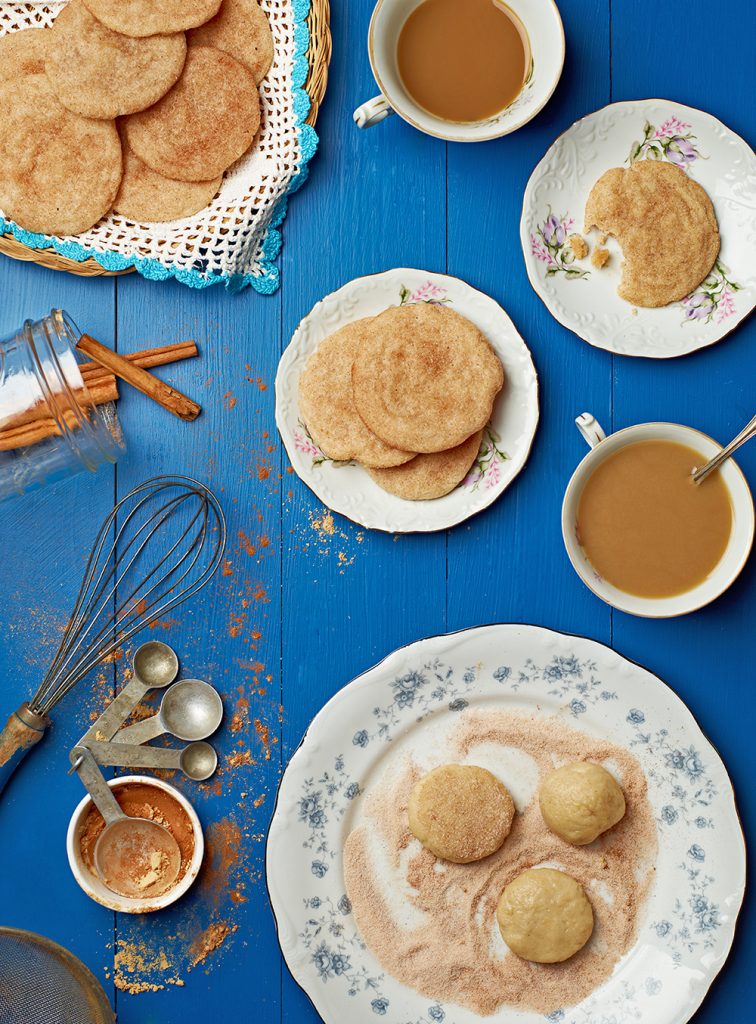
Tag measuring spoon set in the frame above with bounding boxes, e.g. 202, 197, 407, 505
68, 640, 223, 900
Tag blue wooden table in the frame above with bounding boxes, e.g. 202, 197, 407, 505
0, 1, 753, 1021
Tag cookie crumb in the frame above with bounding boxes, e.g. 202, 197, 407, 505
598, 233, 608, 244
631, 307, 638, 316
592, 247, 610, 269
568, 234, 589, 259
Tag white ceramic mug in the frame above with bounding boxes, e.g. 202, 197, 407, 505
353, 0, 565, 142
562, 413, 754, 618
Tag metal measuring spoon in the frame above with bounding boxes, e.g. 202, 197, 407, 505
82, 641, 179, 745
71, 746, 181, 900
86, 739, 218, 782
116, 679, 223, 745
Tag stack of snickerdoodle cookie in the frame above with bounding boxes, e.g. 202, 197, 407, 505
299, 304, 505, 501
0, 0, 272, 235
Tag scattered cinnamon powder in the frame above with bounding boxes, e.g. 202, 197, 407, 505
225, 749, 255, 768
309, 508, 336, 537
253, 718, 272, 760
189, 922, 239, 968
113, 939, 185, 994
238, 529, 255, 556
344, 711, 657, 1017
223, 391, 237, 410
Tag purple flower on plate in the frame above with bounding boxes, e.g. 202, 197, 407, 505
542, 212, 566, 247
667, 136, 697, 166
683, 292, 715, 320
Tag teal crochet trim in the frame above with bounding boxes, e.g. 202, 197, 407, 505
0, 0, 319, 295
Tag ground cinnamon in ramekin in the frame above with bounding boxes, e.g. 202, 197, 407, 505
344, 711, 658, 1016
79, 782, 195, 888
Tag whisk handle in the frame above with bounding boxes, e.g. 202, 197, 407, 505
0, 703, 50, 797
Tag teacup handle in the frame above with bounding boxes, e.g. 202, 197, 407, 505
353, 96, 394, 129
576, 413, 606, 449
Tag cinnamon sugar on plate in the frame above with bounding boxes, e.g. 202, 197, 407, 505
343, 711, 657, 1017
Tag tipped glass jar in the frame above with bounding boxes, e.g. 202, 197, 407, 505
0, 310, 124, 501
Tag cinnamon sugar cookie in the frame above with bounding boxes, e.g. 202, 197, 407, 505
189, 0, 274, 84
81, 0, 222, 38
497, 868, 594, 963
584, 160, 720, 307
123, 46, 260, 182
47, 0, 187, 119
352, 304, 504, 453
0, 28, 50, 85
299, 320, 415, 468
368, 430, 482, 500
0, 75, 122, 235
408, 764, 515, 863
114, 144, 221, 222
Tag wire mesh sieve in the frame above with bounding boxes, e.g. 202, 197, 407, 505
0, 927, 114, 1024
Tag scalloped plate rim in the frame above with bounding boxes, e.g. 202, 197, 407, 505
520, 97, 756, 358
266, 622, 746, 1024
275, 268, 540, 533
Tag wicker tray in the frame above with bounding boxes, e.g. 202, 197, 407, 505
0, 0, 331, 278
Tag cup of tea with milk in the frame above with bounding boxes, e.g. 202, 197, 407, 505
562, 414, 754, 617
354, 0, 565, 142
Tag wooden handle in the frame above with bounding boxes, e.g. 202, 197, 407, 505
0, 704, 49, 797
77, 334, 201, 422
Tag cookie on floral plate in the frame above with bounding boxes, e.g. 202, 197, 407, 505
275, 269, 539, 533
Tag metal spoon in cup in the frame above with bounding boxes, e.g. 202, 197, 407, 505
116, 679, 223, 745
692, 413, 756, 484
85, 738, 218, 782
82, 641, 179, 745
70, 746, 181, 900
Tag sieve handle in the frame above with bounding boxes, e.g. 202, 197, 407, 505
0, 703, 50, 798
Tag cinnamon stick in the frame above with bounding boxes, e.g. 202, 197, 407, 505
0, 382, 119, 452
77, 334, 201, 422
79, 340, 198, 387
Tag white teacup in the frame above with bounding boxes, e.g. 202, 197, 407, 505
353, 0, 565, 142
562, 414, 754, 618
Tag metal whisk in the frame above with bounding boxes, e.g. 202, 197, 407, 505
0, 475, 226, 795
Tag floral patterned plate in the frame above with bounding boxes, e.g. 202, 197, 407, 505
275, 269, 539, 532
267, 624, 745, 1024
520, 99, 756, 357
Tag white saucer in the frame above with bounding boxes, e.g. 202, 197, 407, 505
275, 269, 539, 532
521, 99, 756, 358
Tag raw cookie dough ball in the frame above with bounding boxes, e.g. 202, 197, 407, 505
408, 764, 515, 864
496, 867, 594, 963
539, 761, 626, 846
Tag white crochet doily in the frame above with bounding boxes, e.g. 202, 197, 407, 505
0, 0, 316, 292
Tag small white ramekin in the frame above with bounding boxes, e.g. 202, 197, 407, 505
66, 774, 204, 914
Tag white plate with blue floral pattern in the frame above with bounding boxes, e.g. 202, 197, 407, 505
267, 624, 745, 1024
520, 99, 756, 357
275, 269, 539, 532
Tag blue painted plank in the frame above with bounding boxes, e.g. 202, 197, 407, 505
0, 261, 117, 1001
279, 0, 447, 1018
446, 0, 613, 641
107, 272, 284, 1021
610, 2, 756, 1020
